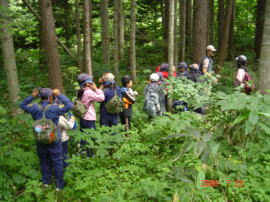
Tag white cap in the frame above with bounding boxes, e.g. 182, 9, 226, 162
150, 73, 159, 82
103, 73, 115, 82
206, 45, 217, 52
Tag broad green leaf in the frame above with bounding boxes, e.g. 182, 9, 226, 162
258, 122, 270, 135
196, 170, 205, 189
248, 111, 258, 126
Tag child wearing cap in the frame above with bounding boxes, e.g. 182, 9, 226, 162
77, 73, 105, 156
20, 88, 73, 191
119, 76, 138, 130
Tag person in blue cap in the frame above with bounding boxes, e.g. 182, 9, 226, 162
176, 62, 190, 78
20, 88, 73, 191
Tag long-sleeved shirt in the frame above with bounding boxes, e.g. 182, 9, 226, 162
81, 88, 105, 121
58, 115, 75, 142
20, 94, 73, 124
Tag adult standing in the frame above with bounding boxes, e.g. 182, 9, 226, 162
199, 45, 217, 76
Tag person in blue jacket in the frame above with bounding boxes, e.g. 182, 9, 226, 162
20, 88, 73, 191
99, 72, 122, 127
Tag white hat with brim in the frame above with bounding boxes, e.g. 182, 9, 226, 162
206, 45, 217, 52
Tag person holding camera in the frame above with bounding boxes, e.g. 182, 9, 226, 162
20, 88, 73, 191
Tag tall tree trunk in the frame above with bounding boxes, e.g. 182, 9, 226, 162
217, 0, 234, 69
192, 0, 208, 64
255, 0, 266, 60
63, 0, 71, 47
113, 0, 119, 76
0, 0, 20, 116
208, 0, 214, 44
168, 0, 175, 76
228, 0, 235, 60
100, 0, 110, 66
83, 0, 92, 75
39, 22, 47, 69
130, 0, 136, 81
163, 0, 169, 62
118, 0, 124, 60
39, 0, 65, 93
218, 0, 225, 50
174, 0, 178, 64
258, 0, 270, 93
179, 0, 186, 62
75, 0, 83, 70
89, 0, 93, 66
186, 0, 192, 60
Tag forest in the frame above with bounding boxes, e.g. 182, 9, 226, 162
1, 0, 270, 201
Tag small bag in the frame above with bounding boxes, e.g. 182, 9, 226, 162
73, 99, 86, 118
33, 105, 57, 144
105, 90, 124, 114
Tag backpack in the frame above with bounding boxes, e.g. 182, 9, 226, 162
33, 105, 57, 144
73, 89, 86, 118
243, 72, 252, 94
144, 89, 161, 117
105, 90, 124, 114
73, 99, 86, 118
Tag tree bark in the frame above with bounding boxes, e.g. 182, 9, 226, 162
163, 0, 169, 62
179, 0, 186, 62
174, 0, 178, 64
168, 0, 175, 76
255, 0, 266, 60
192, 0, 208, 64
83, 0, 92, 76
39, 0, 65, 93
258, 0, 270, 93
22, 0, 76, 62
130, 0, 136, 81
100, 0, 110, 66
208, 0, 214, 44
63, 0, 71, 48
0, 0, 20, 116
75, 0, 83, 70
113, 0, 119, 76
228, 0, 235, 60
89, 0, 93, 65
218, 0, 225, 50
217, 0, 234, 69
118, 0, 124, 60
185, 0, 192, 59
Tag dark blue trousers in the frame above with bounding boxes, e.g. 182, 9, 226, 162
62, 141, 68, 168
80, 119, 96, 157
36, 141, 64, 189
100, 108, 119, 127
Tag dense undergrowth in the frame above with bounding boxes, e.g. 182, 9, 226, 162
1, 61, 270, 201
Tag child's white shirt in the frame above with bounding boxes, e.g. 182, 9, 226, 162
58, 115, 75, 142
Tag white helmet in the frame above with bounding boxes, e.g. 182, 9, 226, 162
149, 73, 159, 82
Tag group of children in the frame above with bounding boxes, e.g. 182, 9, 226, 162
20, 44, 252, 191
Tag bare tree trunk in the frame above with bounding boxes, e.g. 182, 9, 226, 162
192, 0, 208, 64
119, 0, 124, 60
217, 0, 234, 69
22, 0, 76, 62
130, 0, 136, 81
255, 0, 266, 60
208, 0, 214, 44
185, 0, 192, 59
163, 0, 169, 62
75, 0, 83, 70
39, 0, 65, 93
63, 0, 71, 48
218, 0, 225, 50
113, 0, 119, 76
100, 0, 110, 66
168, 0, 175, 76
228, 0, 235, 60
89, 0, 93, 65
179, 0, 186, 62
83, 0, 92, 76
174, 0, 178, 64
0, 0, 20, 116
39, 22, 47, 69
258, 0, 270, 92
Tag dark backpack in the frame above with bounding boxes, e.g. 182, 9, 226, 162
144, 89, 161, 117
105, 90, 124, 114
33, 105, 57, 144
